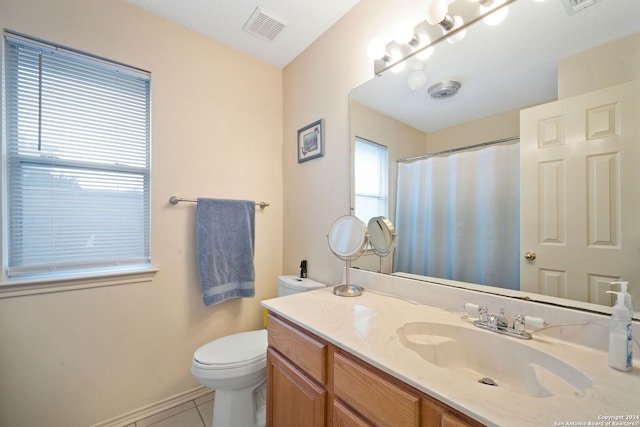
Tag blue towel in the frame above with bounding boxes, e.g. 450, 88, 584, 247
196, 198, 256, 306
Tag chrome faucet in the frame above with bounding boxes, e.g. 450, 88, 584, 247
468, 305, 532, 340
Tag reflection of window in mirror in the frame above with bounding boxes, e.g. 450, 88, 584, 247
354, 137, 388, 224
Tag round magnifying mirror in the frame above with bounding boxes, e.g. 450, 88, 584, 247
327, 215, 369, 297
367, 216, 396, 257
328, 215, 369, 260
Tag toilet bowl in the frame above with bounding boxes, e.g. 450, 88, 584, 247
191, 276, 325, 427
192, 329, 268, 427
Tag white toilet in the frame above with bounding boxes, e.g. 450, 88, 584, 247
191, 275, 325, 427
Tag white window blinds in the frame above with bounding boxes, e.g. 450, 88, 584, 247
354, 138, 388, 224
3, 32, 151, 278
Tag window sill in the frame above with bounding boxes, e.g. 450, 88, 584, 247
0, 267, 159, 299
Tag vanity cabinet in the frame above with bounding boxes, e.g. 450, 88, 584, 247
266, 313, 484, 427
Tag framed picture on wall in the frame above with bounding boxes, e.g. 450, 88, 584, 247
297, 119, 324, 163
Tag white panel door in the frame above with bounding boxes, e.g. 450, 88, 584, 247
520, 79, 640, 306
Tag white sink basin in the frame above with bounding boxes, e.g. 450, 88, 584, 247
397, 322, 593, 398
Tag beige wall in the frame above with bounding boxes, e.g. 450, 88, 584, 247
559, 32, 640, 99
0, 0, 282, 425
426, 109, 521, 153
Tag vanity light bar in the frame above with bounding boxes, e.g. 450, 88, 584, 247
372, 0, 517, 76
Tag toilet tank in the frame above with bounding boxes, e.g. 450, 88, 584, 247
278, 275, 325, 297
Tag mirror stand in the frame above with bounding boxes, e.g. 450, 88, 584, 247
333, 259, 363, 297
327, 215, 370, 297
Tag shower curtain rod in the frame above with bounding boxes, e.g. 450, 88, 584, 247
397, 136, 519, 163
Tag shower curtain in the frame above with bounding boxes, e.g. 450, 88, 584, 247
393, 143, 520, 289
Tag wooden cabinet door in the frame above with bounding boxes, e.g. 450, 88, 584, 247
333, 399, 373, 427
267, 347, 327, 427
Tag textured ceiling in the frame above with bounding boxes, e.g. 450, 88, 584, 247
123, 0, 359, 68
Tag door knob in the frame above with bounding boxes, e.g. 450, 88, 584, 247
524, 251, 537, 261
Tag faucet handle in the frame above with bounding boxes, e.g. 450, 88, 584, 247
479, 306, 489, 323
497, 309, 508, 328
513, 314, 525, 332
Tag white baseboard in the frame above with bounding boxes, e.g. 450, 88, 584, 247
89, 386, 211, 427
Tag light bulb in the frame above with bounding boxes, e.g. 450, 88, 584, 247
482, 0, 509, 26
394, 21, 416, 45
415, 34, 434, 60
444, 16, 466, 44
407, 70, 427, 91
367, 38, 387, 60
426, 0, 449, 25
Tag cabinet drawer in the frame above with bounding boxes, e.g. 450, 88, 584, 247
334, 351, 420, 427
267, 313, 327, 384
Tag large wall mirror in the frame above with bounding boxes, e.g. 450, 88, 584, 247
350, 0, 640, 319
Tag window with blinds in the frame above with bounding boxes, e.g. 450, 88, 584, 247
354, 138, 388, 224
3, 32, 151, 279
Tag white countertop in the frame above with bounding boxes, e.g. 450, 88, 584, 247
262, 286, 640, 427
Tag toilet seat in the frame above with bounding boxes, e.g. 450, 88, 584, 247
194, 329, 267, 370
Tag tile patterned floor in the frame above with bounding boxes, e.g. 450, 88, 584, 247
125, 392, 214, 427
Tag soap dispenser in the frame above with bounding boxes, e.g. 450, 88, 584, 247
606, 290, 633, 372
611, 281, 634, 318
300, 260, 307, 278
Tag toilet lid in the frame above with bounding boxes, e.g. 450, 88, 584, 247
194, 329, 267, 368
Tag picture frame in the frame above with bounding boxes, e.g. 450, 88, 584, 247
297, 119, 324, 163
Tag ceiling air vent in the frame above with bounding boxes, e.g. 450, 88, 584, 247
243, 6, 288, 42
560, 0, 599, 15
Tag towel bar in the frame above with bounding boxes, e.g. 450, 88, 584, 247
169, 196, 269, 209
